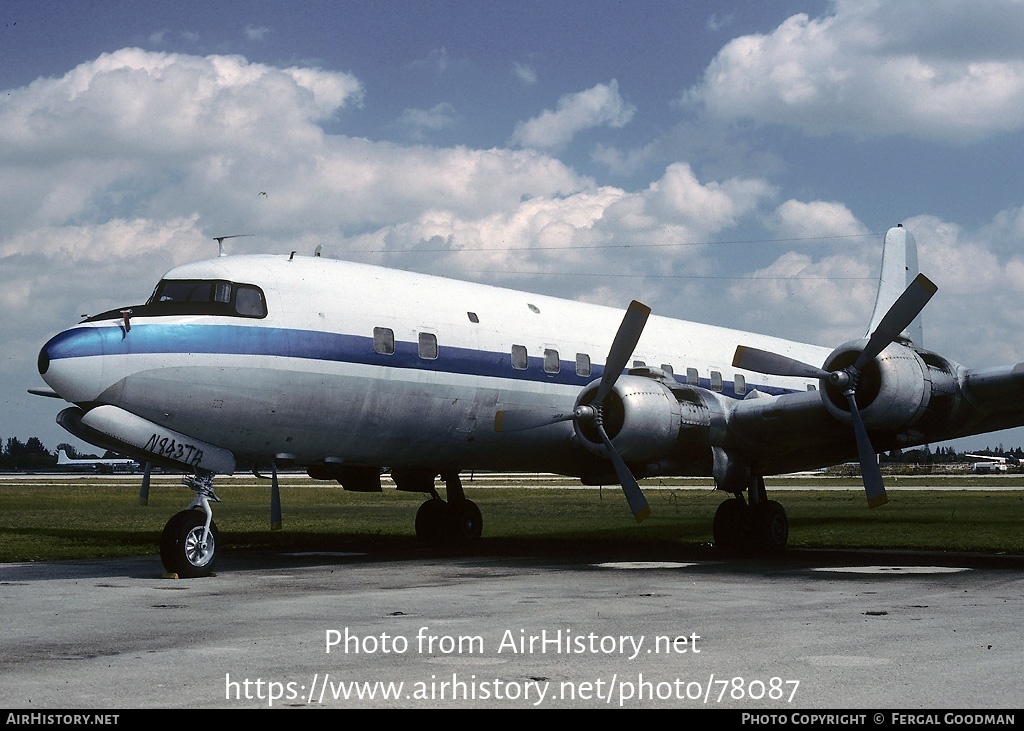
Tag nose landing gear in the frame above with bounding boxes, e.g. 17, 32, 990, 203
159, 471, 222, 577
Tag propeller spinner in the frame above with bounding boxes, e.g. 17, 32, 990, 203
733, 273, 937, 508
494, 300, 653, 522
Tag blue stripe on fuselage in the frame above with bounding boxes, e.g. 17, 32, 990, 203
44, 322, 792, 397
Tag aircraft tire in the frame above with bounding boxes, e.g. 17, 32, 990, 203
712, 498, 750, 555
159, 509, 220, 578
751, 500, 788, 554
450, 499, 483, 544
415, 499, 449, 545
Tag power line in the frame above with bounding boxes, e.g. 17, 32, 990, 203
345, 232, 879, 255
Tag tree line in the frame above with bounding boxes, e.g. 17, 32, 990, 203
0, 436, 109, 470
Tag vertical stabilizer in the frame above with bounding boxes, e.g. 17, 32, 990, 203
866, 225, 922, 346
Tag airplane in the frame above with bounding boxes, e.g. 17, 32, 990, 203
31, 225, 1024, 577
55, 448, 139, 473
964, 453, 1017, 472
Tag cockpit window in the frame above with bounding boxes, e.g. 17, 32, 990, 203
234, 285, 265, 316
82, 279, 269, 324
144, 279, 268, 318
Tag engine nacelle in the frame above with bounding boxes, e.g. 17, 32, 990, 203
574, 375, 683, 463
821, 339, 953, 432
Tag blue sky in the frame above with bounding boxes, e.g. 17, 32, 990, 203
5, 0, 1024, 453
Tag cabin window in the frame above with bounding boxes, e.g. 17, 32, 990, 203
686, 367, 699, 385
373, 327, 395, 355
734, 374, 746, 395
661, 364, 674, 379
511, 345, 528, 370
467, 312, 479, 323
418, 332, 438, 360
711, 371, 723, 392
544, 349, 559, 374
576, 353, 591, 377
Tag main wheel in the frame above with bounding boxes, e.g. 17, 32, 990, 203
415, 499, 449, 545
751, 500, 788, 554
450, 500, 483, 544
712, 498, 750, 554
160, 509, 220, 577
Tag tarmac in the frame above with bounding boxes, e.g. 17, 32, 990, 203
1, 543, 1021, 709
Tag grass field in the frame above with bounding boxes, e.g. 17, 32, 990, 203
3, 473, 1023, 563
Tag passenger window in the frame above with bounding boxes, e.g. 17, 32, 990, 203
734, 374, 746, 395
374, 327, 395, 355
544, 349, 559, 374
711, 371, 723, 392
807, 384, 817, 391
576, 353, 591, 377
467, 312, 479, 323
418, 332, 438, 360
511, 345, 528, 370
686, 368, 699, 385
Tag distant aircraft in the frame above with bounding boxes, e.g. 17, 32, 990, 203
964, 453, 1016, 473
32, 225, 1024, 576
56, 449, 139, 473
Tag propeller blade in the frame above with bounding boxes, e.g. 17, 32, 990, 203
494, 410, 574, 433
845, 392, 888, 508
596, 421, 651, 522
138, 462, 152, 505
733, 345, 832, 380
270, 463, 282, 530
854, 273, 937, 372
596, 300, 651, 403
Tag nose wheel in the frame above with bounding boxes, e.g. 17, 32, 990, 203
160, 509, 220, 577
159, 471, 221, 577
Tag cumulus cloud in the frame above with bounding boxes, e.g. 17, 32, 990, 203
683, 0, 1024, 142
766, 200, 868, 240
397, 102, 458, 138
339, 162, 775, 299
510, 80, 635, 150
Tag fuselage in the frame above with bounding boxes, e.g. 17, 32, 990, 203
39, 254, 827, 476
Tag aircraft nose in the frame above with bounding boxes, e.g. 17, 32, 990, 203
39, 326, 108, 402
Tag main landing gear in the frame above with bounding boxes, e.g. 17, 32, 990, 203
712, 476, 789, 555
159, 471, 222, 577
415, 472, 483, 547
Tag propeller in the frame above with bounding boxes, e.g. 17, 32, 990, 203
733, 273, 937, 508
270, 462, 282, 531
495, 300, 653, 522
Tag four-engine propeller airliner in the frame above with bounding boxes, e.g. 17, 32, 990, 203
33, 225, 1024, 576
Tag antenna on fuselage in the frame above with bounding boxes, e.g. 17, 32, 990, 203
212, 234, 253, 257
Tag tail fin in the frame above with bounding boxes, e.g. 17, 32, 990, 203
57, 449, 70, 464
866, 224, 923, 346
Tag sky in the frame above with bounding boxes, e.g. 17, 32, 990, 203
4, 0, 1024, 454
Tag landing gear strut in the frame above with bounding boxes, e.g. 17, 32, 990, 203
415, 472, 482, 547
712, 476, 788, 555
159, 471, 222, 577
